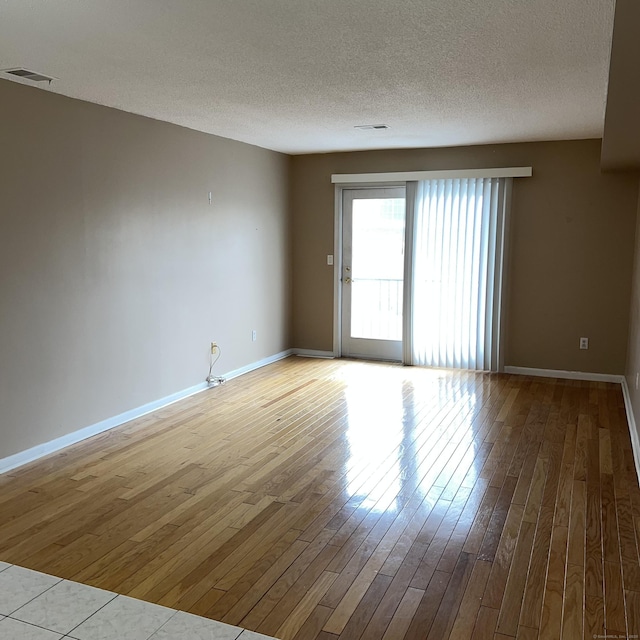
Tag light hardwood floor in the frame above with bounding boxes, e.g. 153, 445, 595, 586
1, 356, 640, 639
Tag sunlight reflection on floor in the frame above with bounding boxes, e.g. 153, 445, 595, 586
338, 361, 480, 512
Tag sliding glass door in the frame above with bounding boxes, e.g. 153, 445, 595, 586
338, 178, 509, 372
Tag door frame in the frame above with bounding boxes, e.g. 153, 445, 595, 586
332, 183, 406, 359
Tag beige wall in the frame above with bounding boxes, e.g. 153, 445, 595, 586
602, 0, 640, 170
291, 140, 639, 374
625, 183, 640, 445
0, 79, 290, 460
2, 77, 638, 464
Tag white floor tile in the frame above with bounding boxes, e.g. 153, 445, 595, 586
0, 617, 63, 639
0, 566, 61, 616
12, 579, 117, 634
68, 594, 175, 640
0, 562, 277, 640
150, 611, 243, 640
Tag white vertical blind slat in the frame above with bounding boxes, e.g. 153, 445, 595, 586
452, 179, 463, 368
458, 179, 471, 369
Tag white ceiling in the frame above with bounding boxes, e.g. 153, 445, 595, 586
0, 0, 615, 155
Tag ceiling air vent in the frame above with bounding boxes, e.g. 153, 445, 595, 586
2, 68, 55, 83
355, 124, 390, 130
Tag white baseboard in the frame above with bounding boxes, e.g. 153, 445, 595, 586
0, 348, 294, 475
621, 378, 640, 483
294, 349, 336, 359
222, 349, 293, 380
504, 366, 625, 384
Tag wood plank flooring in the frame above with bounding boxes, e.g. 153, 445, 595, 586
1, 356, 640, 639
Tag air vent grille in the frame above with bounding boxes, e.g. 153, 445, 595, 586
2, 68, 55, 83
354, 124, 390, 130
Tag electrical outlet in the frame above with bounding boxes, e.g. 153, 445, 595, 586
252, 330, 257, 342
579, 337, 589, 350
211, 342, 218, 354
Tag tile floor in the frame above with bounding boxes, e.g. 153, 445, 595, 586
0, 561, 276, 640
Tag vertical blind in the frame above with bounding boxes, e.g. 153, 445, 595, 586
409, 178, 507, 371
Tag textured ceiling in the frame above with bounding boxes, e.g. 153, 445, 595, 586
0, 0, 615, 154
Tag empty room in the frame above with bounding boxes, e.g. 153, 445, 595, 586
2, 1, 640, 639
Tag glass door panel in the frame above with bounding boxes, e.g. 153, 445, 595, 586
341, 188, 406, 360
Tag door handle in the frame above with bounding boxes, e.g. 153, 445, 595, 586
344, 277, 352, 284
